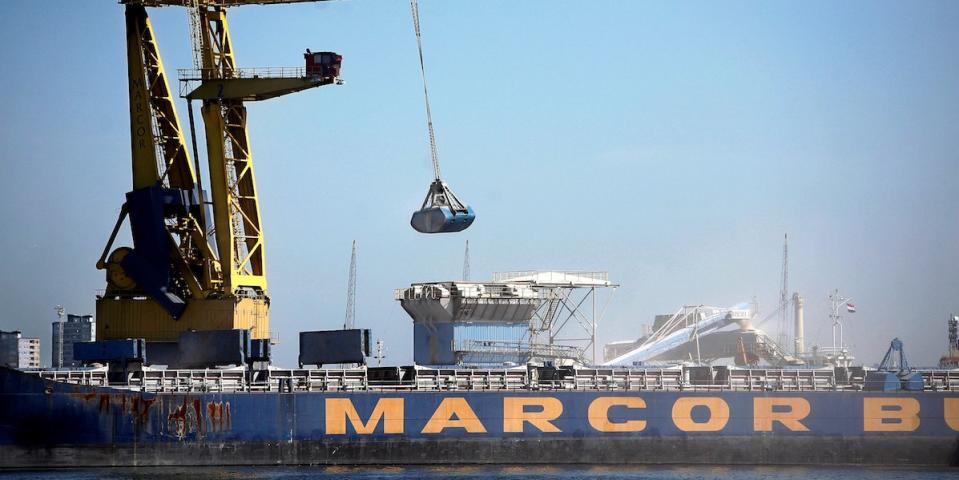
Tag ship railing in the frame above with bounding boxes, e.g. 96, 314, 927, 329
918, 369, 959, 391
137, 368, 247, 393
37, 368, 109, 387
492, 271, 610, 285
454, 340, 583, 363
539, 368, 685, 391
724, 368, 839, 391
30, 366, 959, 393
178, 66, 308, 81
452, 283, 540, 299
556, 367, 841, 392
254, 368, 371, 392
413, 368, 529, 391
395, 284, 541, 301
455, 288, 540, 301
177, 66, 311, 97
248, 368, 438, 393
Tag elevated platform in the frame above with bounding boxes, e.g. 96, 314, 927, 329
178, 66, 342, 101
395, 282, 540, 325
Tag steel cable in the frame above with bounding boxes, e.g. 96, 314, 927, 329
410, 0, 441, 181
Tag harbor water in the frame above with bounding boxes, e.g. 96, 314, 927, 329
0, 466, 954, 480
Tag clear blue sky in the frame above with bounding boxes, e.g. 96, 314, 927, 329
0, 0, 956, 367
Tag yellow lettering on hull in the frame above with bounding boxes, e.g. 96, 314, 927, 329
503, 397, 563, 433
422, 398, 487, 434
863, 398, 920, 432
754, 397, 810, 432
588, 397, 647, 432
943, 398, 959, 432
672, 397, 729, 432
326, 398, 404, 434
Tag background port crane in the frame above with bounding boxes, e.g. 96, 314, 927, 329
95, 0, 341, 350
344, 240, 357, 330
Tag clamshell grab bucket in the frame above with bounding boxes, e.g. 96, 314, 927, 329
411, 180, 475, 234
411, 205, 475, 234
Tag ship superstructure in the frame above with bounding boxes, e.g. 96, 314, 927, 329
395, 271, 615, 366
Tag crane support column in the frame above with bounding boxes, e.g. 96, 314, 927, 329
196, 7, 268, 294
125, 5, 198, 193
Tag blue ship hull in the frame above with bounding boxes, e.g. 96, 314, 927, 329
2, 367, 958, 467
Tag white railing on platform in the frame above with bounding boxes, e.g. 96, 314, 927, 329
492, 271, 610, 286
30, 366, 959, 394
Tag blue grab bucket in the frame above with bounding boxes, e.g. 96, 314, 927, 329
411, 179, 475, 234
411, 205, 475, 234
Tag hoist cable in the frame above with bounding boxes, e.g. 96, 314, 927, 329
410, 0, 441, 181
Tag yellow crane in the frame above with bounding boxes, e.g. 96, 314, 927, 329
96, 0, 340, 343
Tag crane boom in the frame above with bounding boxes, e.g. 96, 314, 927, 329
125, 6, 196, 192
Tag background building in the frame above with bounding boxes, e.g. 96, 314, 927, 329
0, 330, 40, 369
51, 314, 94, 368
0, 330, 20, 368
18, 337, 40, 368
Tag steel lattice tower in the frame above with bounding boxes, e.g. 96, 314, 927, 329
344, 240, 356, 330
463, 240, 470, 281
778, 234, 789, 349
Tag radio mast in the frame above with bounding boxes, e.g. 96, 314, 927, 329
463, 240, 471, 281
777, 234, 789, 349
344, 240, 356, 330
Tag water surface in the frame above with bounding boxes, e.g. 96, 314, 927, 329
2, 465, 954, 480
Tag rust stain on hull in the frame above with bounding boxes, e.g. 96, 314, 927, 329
206, 400, 232, 432
167, 397, 229, 439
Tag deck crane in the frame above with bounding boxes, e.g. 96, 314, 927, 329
95, 0, 341, 347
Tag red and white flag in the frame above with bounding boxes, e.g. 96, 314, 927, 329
846, 303, 856, 313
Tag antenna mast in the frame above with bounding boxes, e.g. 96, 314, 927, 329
463, 240, 470, 281
54, 305, 65, 368
374, 339, 385, 366
777, 234, 789, 349
344, 240, 356, 330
